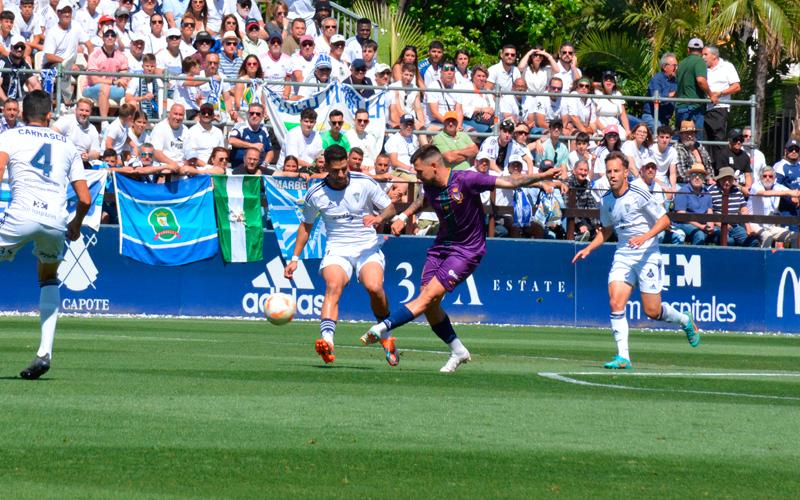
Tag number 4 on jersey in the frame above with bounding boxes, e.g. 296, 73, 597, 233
31, 143, 52, 177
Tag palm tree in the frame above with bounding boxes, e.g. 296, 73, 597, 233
707, 0, 800, 143
352, 0, 428, 65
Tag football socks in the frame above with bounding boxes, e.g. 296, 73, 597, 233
610, 311, 629, 361
38, 281, 59, 359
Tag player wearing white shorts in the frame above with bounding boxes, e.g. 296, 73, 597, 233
284, 145, 397, 364
572, 151, 700, 369
0, 90, 91, 380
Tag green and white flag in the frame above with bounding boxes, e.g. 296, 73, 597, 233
213, 175, 263, 263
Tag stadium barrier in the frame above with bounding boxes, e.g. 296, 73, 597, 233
3, 226, 798, 333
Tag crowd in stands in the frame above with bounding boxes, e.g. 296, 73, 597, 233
0, 0, 797, 247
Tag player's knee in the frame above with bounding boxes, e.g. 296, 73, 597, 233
643, 303, 661, 319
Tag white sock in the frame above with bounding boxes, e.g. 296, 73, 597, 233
659, 303, 689, 327
610, 311, 629, 360
38, 284, 59, 358
371, 322, 389, 340
449, 337, 468, 356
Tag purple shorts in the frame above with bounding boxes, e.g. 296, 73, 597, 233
421, 246, 482, 292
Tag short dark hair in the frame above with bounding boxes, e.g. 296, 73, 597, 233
328, 109, 343, 120
22, 90, 51, 124
576, 131, 590, 144
355, 107, 369, 117
429, 40, 443, 51
356, 17, 371, 26
362, 39, 378, 51
656, 125, 673, 136
3, 98, 18, 108
142, 53, 156, 64
349, 147, 364, 157
501, 44, 516, 53
0, 10, 15, 21
409, 144, 441, 166
300, 108, 317, 121
605, 150, 629, 168
102, 148, 117, 159
324, 144, 348, 165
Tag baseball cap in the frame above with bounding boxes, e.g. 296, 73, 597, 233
299, 34, 314, 44
601, 70, 616, 81
375, 63, 391, 74
476, 151, 491, 162
443, 111, 459, 123
166, 27, 181, 38
222, 30, 238, 41
399, 113, 415, 124
727, 128, 744, 142
642, 160, 658, 169
114, 7, 130, 17
314, 54, 332, 70
9, 34, 26, 47
351, 58, 367, 70
56, 0, 72, 11
688, 38, 704, 49
508, 154, 524, 165
267, 30, 282, 42
245, 18, 259, 30
315, 0, 331, 11
604, 124, 620, 136
330, 34, 346, 45
20, 0, 34, 4
499, 118, 515, 132
540, 159, 555, 170
129, 32, 146, 44
785, 138, 799, 149
98, 15, 115, 25
193, 31, 214, 46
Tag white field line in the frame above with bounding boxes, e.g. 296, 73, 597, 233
538, 372, 800, 401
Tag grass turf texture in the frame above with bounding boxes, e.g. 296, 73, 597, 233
1, 317, 799, 499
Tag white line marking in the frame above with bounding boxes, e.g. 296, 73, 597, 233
556, 371, 800, 377
538, 372, 800, 401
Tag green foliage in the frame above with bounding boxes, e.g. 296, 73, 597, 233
352, 0, 428, 64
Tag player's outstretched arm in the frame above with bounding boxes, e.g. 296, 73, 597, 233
628, 214, 670, 249
67, 180, 91, 241
572, 226, 613, 263
284, 222, 314, 278
495, 168, 561, 189
391, 192, 428, 236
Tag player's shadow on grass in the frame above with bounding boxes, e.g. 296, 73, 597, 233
312, 365, 374, 370
0, 376, 52, 381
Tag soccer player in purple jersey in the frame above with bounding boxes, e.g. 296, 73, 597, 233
361, 144, 559, 372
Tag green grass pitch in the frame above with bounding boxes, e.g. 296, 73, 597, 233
1, 316, 799, 498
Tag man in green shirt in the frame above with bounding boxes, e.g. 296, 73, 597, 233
321, 109, 351, 151
675, 38, 711, 139
431, 111, 478, 171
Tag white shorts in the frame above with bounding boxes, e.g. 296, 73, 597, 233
319, 249, 385, 282
0, 211, 66, 264
608, 250, 663, 294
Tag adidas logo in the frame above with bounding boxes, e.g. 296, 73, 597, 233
242, 256, 323, 315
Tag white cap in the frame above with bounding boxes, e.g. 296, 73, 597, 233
330, 34, 346, 44
165, 27, 181, 38
129, 32, 146, 43
508, 154, 524, 165
9, 34, 26, 47
374, 63, 391, 74
222, 30, 239, 41
476, 151, 491, 162
56, 0, 73, 11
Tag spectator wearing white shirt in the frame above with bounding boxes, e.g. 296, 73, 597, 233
702, 45, 740, 163
459, 64, 495, 134
51, 97, 102, 163
344, 108, 381, 172
131, 0, 158, 34
649, 125, 678, 187
748, 166, 798, 247
564, 77, 597, 136
12, 0, 45, 57
498, 77, 536, 129
277, 107, 322, 168
742, 126, 767, 178
424, 59, 462, 130
486, 44, 520, 92
383, 113, 420, 180
532, 77, 567, 131
145, 13, 168, 55
327, 33, 348, 81
43, 1, 92, 103
289, 33, 317, 83
620, 123, 656, 177
102, 103, 138, 156
183, 103, 225, 166
342, 17, 370, 64
259, 31, 293, 98
74, 0, 102, 39
125, 32, 146, 72
552, 42, 581, 91
387, 62, 423, 129
149, 103, 188, 168
314, 16, 336, 54
156, 27, 183, 74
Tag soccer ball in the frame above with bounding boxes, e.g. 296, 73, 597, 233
263, 292, 297, 325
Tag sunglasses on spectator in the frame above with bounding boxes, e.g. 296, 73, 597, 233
690, 173, 705, 178
577, 83, 590, 89
140, 152, 154, 157
12, 44, 25, 51
246, 62, 259, 67
275, 11, 286, 16
224, 41, 238, 46
561, 50, 574, 55
104, 32, 118, 38
788, 147, 800, 152
214, 156, 229, 162
330, 120, 343, 125
514, 130, 528, 135
182, 22, 195, 28
248, 25, 260, 31
353, 68, 366, 73
167, 35, 180, 40
743, 134, 751, 138
502, 52, 515, 57
442, 65, 455, 71
151, 19, 163, 24
301, 41, 314, 47
200, 110, 214, 116
762, 173, 774, 178
323, 24, 336, 29
550, 86, 562, 91
249, 111, 262, 116
356, 118, 369, 123
206, 60, 219, 65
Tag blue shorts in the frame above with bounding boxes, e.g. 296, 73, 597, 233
83, 84, 126, 102
421, 246, 482, 292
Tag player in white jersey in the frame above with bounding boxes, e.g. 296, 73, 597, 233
572, 151, 700, 369
284, 145, 398, 365
0, 90, 91, 380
